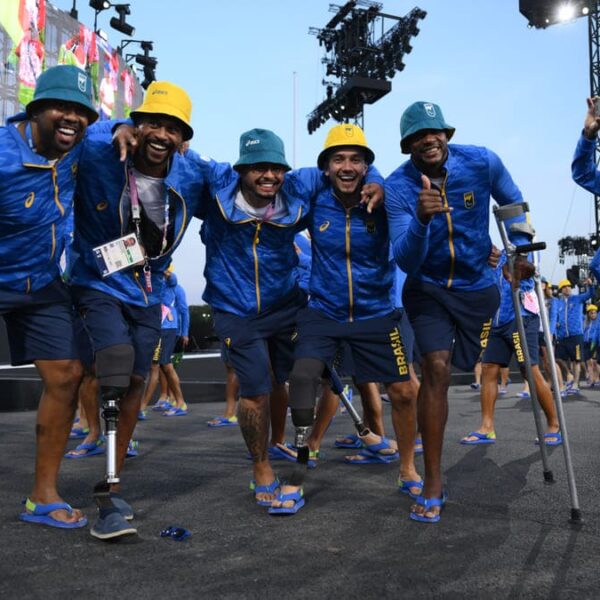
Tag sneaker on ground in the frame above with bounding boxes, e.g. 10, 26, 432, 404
90, 512, 137, 540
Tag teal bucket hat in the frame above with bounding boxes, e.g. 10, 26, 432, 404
400, 101, 455, 154
27, 65, 98, 122
233, 128, 291, 171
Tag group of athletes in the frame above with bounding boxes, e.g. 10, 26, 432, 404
2, 63, 599, 540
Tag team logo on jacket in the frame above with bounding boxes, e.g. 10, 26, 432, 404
463, 192, 475, 209
24, 192, 35, 208
366, 219, 376, 234
319, 221, 330, 232
96, 202, 108, 211
224, 337, 231, 347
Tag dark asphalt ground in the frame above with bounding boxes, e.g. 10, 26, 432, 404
1, 383, 599, 599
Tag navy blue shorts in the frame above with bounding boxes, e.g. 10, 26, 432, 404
332, 342, 355, 378
156, 329, 178, 365
396, 307, 419, 364
212, 287, 307, 397
73, 286, 161, 378
0, 279, 78, 365
403, 277, 500, 372
583, 341, 596, 361
294, 308, 410, 384
556, 335, 584, 362
482, 315, 540, 367
220, 342, 233, 366
73, 312, 95, 369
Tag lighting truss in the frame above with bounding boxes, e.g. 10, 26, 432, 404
307, 2, 426, 134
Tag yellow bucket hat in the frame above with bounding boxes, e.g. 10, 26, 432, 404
317, 123, 375, 169
131, 81, 193, 141
558, 279, 572, 290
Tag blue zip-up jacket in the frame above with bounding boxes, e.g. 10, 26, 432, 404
571, 134, 600, 194
584, 316, 599, 344
307, 183, 390, 322
200, 162, 384, 317
294, 233, 312, 294
161, 273, 189, 335
546, 296, 559, 336
492, 254, 537, 327
391, 262, 408, 309
385, 145, 528, 291
200, 163, 321, 316
70, 120, 210, 307
0, 113, 81, 293
555, 288, 594, 339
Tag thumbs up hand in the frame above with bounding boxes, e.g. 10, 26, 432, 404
416, 174, 452, 224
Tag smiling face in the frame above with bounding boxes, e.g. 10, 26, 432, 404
325, 148, 368, 202
407, 128, 449, 177
133, 115, 184, 177
238, 164, 286, 207
30, 100, 91, 159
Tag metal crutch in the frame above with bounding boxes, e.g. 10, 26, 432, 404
494, 202, 582, 523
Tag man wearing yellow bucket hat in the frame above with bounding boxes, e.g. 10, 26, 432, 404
555, 277, 595, 394
270, 124, 421, 515
69, 81, 210, 540
198, 126, 384, 511
583, 303, 600, 386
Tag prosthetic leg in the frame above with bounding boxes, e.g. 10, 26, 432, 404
93, 345, 136, 520
288, 358, 371, 488
494, 202, 582, 523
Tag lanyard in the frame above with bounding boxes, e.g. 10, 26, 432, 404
128, 166, 152, 292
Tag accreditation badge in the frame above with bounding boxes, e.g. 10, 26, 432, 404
93, 233, 145, 277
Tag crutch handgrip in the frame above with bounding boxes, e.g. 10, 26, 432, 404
493, 202, 530, 221
515, 242, 546, 254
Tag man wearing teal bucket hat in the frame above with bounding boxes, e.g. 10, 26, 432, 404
199, 127, 384, 509
386, 101, 532, 523
0, 65, 97, 531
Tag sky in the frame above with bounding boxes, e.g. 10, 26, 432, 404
52, 0, 594, 303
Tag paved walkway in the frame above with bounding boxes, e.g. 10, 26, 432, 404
0, 384, 598, 599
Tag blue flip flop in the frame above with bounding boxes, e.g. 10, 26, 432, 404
333, 433, 362, 449
151, 399, 173, 412
344, 447, 399, 464
268, 489, 305, 515
271, 443, 319, 468
207, 416, 238, 428
64, 439, 105, 458
19, 498, 88, 529
69, 427, 90, 440
460, 431, 496, 445
249, 479, 280, 506
163, 406, 188, 417
344, 436, 399, 464
535, 431, 562, 446
409, 490, 448, 524
398, 478, 424, 499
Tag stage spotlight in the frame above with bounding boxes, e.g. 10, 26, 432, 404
110, 4, 135, 36
89, 0, 110, 9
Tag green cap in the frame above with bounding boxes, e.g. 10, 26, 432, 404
27, 65, 98, 122
233, 128, 291, 171
400, 101, 454, 154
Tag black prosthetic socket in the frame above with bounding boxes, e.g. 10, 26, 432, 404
95, 344, 135, 389
289, 358, 325, 427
